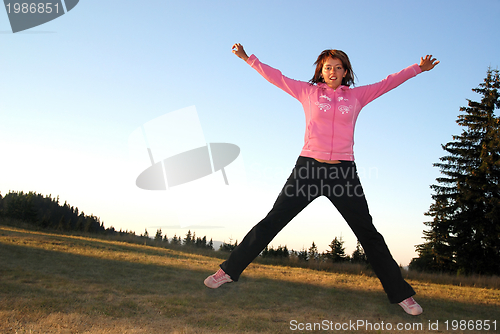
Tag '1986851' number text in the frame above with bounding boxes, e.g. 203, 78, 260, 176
5, 2, 59, 14
444, 320, 497, 331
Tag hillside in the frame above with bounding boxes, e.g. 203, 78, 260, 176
0, 225, 499, 333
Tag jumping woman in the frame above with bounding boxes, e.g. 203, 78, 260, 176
204, 43, 439, 316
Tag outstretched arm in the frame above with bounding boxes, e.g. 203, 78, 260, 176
419, 55, 440, 72
232, 43, 249, 62
234, 44, 311, 100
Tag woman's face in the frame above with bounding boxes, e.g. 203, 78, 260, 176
322, 57, 346, 90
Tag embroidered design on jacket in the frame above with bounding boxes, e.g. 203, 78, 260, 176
320, 94, 332, 101
338, 105, 353, 114
315, 102, 331, 112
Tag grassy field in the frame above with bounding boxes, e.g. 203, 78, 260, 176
0, 225, 499, 334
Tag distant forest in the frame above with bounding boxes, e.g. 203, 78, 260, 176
0, 191, 106, 233
0, 190, 368, 266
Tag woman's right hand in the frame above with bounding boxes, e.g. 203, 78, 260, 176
232, 43, 249, 62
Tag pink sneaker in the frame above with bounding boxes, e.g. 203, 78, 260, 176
398, 297, 423, 315
204, 268, 233, 289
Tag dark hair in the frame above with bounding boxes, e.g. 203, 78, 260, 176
309, 49, 355, 87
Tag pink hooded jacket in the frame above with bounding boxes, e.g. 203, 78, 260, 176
247, 54, 422, 161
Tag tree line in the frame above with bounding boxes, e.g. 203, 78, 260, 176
259, 238, 368, 264
0, 191, 106, 234
143, 228, 368, 265
0, 191, 366, 266
148, 228, 215, 250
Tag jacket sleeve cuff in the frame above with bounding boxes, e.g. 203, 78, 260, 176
413, 63, 422, 75
247, 54, 257, 66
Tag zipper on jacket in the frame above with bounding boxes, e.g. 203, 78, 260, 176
307, 96, 312, 150
329, 91, 336, 160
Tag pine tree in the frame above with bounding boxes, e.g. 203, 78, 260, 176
75, 216, 84, 231
4, 191, 38, 223
297, 248, 308, 261
155, 229, 163, 242
171, 234, 181, 245
84, 217, 94, 233
277, 245, 289, 258
66, 218, 72, 231
261, 245, 270, 257
412, 68, 500, 275
191, 231, 197, 246
351, 241, 367, 264
326, 236, 347, 263
57, 215, 66, 231
183, 230, 192, 246
308, 241, 319, 261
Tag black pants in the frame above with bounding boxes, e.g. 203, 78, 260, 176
220, 157, 415, 304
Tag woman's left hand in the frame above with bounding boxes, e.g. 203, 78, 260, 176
419, 55, 440, 72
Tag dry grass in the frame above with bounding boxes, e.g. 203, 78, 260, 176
1, 225, 499, 333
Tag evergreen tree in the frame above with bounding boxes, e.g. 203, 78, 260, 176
297, 248, 308, 262
57, 215, 66, 231
65, 218, 73, 231
155, 229, 163, 242
75, 216, 84, 231
412, 68, 500, 275
3, 191, 37, 223
171, 234, 181, 245
326, 236, 347, 263
183, 230, 192, 246
308, 241, 319, 261
261, 245, 270, 257
196, 235, 207, 248
219, 238, 238, 252
84, 217, 94, 233
277, 245, 289, 258
261, 245, 289, 259
351, 241, 367, 264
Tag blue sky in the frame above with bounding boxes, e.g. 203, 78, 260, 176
1, 0, 499, 266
